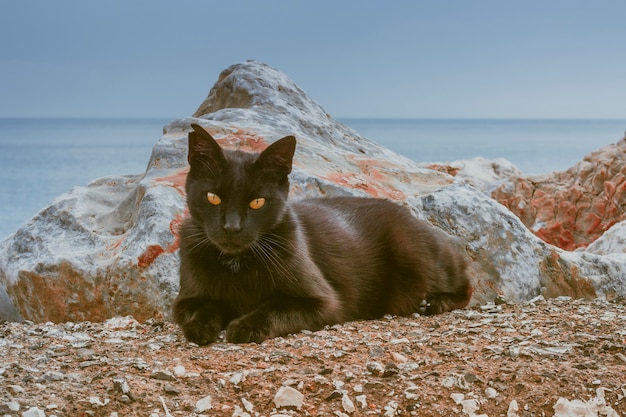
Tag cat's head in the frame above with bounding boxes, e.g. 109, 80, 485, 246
185, 124, 296, 255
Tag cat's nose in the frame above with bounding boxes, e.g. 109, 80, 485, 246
223, 214, 242, 233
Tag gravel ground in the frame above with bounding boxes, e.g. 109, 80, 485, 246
1, 296, 625, 417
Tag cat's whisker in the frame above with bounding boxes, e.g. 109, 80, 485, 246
250, 243, 278, 287
254, 236, 298, 285
188, 235, 214, 254
253, 240, 284, 278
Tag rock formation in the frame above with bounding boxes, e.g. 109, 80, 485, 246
0, 60, 625, 323
492, 138, 626, 251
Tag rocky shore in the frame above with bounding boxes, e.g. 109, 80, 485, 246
2, 296, 625, 417
1, 60, 626, 416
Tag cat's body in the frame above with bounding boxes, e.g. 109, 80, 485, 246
173, 124, 472, 345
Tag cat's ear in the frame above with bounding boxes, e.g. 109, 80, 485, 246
188, 123, 225, 171
255, 135, 296, 180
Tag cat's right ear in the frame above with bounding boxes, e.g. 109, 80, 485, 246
188, 123, 225, 172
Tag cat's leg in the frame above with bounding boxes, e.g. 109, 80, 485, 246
226, 296, 339, 343
173, 297, 223, 345
386, 223, 473, 316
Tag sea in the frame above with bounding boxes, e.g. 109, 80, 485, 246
1, 118, 625, 239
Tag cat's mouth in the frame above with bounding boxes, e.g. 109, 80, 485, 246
215, 241, 251, 255
211, 234, 255, 255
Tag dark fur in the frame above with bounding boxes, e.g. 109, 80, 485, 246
173, 124, 473, 345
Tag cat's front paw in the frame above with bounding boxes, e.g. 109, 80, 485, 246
226, 318, 269, 344
180, 320, 221, 345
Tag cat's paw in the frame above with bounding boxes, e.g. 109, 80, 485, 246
181, 320, 221, 346
226, 318, 269, 344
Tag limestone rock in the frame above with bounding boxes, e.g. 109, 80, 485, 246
585, 220, 626, 255
0, 60, 625, 322
273, 386, 304, 410
492, 137, 626, 251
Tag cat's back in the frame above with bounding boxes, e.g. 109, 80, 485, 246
291, 196, 421, 236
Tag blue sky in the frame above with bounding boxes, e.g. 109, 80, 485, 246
1, 0, 625, 119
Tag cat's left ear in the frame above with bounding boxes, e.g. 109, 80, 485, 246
255, 135, 296, 179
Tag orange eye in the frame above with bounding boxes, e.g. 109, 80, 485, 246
249, 198, 266, 210
207, 192, 221, 205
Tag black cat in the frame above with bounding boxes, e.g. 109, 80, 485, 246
173, 124, 473, 345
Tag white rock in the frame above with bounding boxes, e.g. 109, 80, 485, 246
355, 395, 367, 409
241, 398, 254, 413
195, 395, 213, 412
229, 371, 245, 386
173, 365, 186, 377
22, 407, 46, 417
341, 392, 356, 413
585, 221, 626, 254
451, 393, 465, 404
6, 401, 20, 412
232, 405, 251, 417
507, 400, 519, 417
273, 386, 304, 410
553, 397, 619, 417
484, 387, 498, 399
88, 397, 109, 406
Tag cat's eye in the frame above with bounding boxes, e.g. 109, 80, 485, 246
249, 198, 266, 210
207, 192, 221, 206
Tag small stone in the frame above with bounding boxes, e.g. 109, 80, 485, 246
241, 398, 254, 413
89, 397, 109, 406
39, 371, 65, 382
382, 363, 400, 378
461, 399, 481, 415
341, 393, 355, 413
485, 387, 498, 399
325, 390, 343, 401
79, 360, 100, 369
464, 372, 478, 383
273, 386, 304, 410
113, 377, 131, 396
368, 345, 385, 357
232, 405, 251, 417
164, 384, 180, 395
355, 395, 367, 409
21, 407, 45, 417
390, 351, 408, 364
150, 370, 176, 381
8, 385, 25, 394
507, 400, 519, 417
173, 365, 186, 377
366, 362, 384, 376
451, 393, 465, 404
230, 371, 245, 385
0, 401, 20, 413
195, 395, 213, 412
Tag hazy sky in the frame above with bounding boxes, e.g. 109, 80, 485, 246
1, 1, 625, 119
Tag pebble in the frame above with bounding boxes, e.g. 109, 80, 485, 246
113, 377, 132, 396
341, 392, 355, 413
484, 387, 498, 399
365, 362, 384, 375
150, 370, 176, 381
195, 395, 213, 412
273, 386, 304, 410
173, 365, 186, 377
355, 394, 367, 409
22, 407, 46, 417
